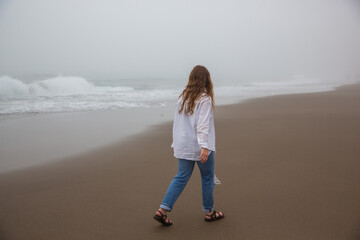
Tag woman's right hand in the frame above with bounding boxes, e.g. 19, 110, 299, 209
199, 148, 209, 163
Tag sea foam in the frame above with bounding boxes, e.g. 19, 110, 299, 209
0, 75, 340, 115
0, 75, 179, 114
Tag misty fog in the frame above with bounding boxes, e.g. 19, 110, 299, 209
0, 0, 359, 84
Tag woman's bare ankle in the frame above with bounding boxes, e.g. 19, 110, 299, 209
159, 208, 168, 214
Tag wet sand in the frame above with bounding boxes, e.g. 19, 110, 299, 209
0, 83, 360, 240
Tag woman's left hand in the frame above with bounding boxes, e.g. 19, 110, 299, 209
199, 148, 209, 163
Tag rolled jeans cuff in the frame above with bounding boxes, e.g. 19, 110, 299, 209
160, 203, 172, 212
202, 206, 214, 213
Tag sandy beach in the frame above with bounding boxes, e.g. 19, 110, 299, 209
0, 83, 359, 240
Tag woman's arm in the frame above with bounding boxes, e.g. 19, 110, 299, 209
196, 98, 212, 163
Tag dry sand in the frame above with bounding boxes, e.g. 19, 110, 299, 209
0, 83, 359, 240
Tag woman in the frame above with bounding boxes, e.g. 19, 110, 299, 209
153, 65, 224, 226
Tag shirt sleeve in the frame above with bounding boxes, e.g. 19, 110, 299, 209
196, 98, 212, 149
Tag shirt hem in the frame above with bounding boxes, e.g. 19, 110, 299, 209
173, 149, 215, 161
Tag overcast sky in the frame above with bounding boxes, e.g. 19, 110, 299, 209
0, 0, 359, 82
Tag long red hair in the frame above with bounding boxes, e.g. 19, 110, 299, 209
179, 65, 215, 115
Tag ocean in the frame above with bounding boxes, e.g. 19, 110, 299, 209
0, 75, 343, 116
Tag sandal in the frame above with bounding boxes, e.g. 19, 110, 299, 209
205, 210, 224, 222
153, 209, 173, 226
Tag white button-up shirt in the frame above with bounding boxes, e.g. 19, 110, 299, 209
171, 93, 215, 161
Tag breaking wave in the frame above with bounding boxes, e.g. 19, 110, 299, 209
0, 75, 341, 115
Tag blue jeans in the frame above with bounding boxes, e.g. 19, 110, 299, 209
160, 151, 215, 213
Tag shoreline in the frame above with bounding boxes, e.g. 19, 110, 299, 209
0, 82, 355, 174
0, 83, 359, 239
